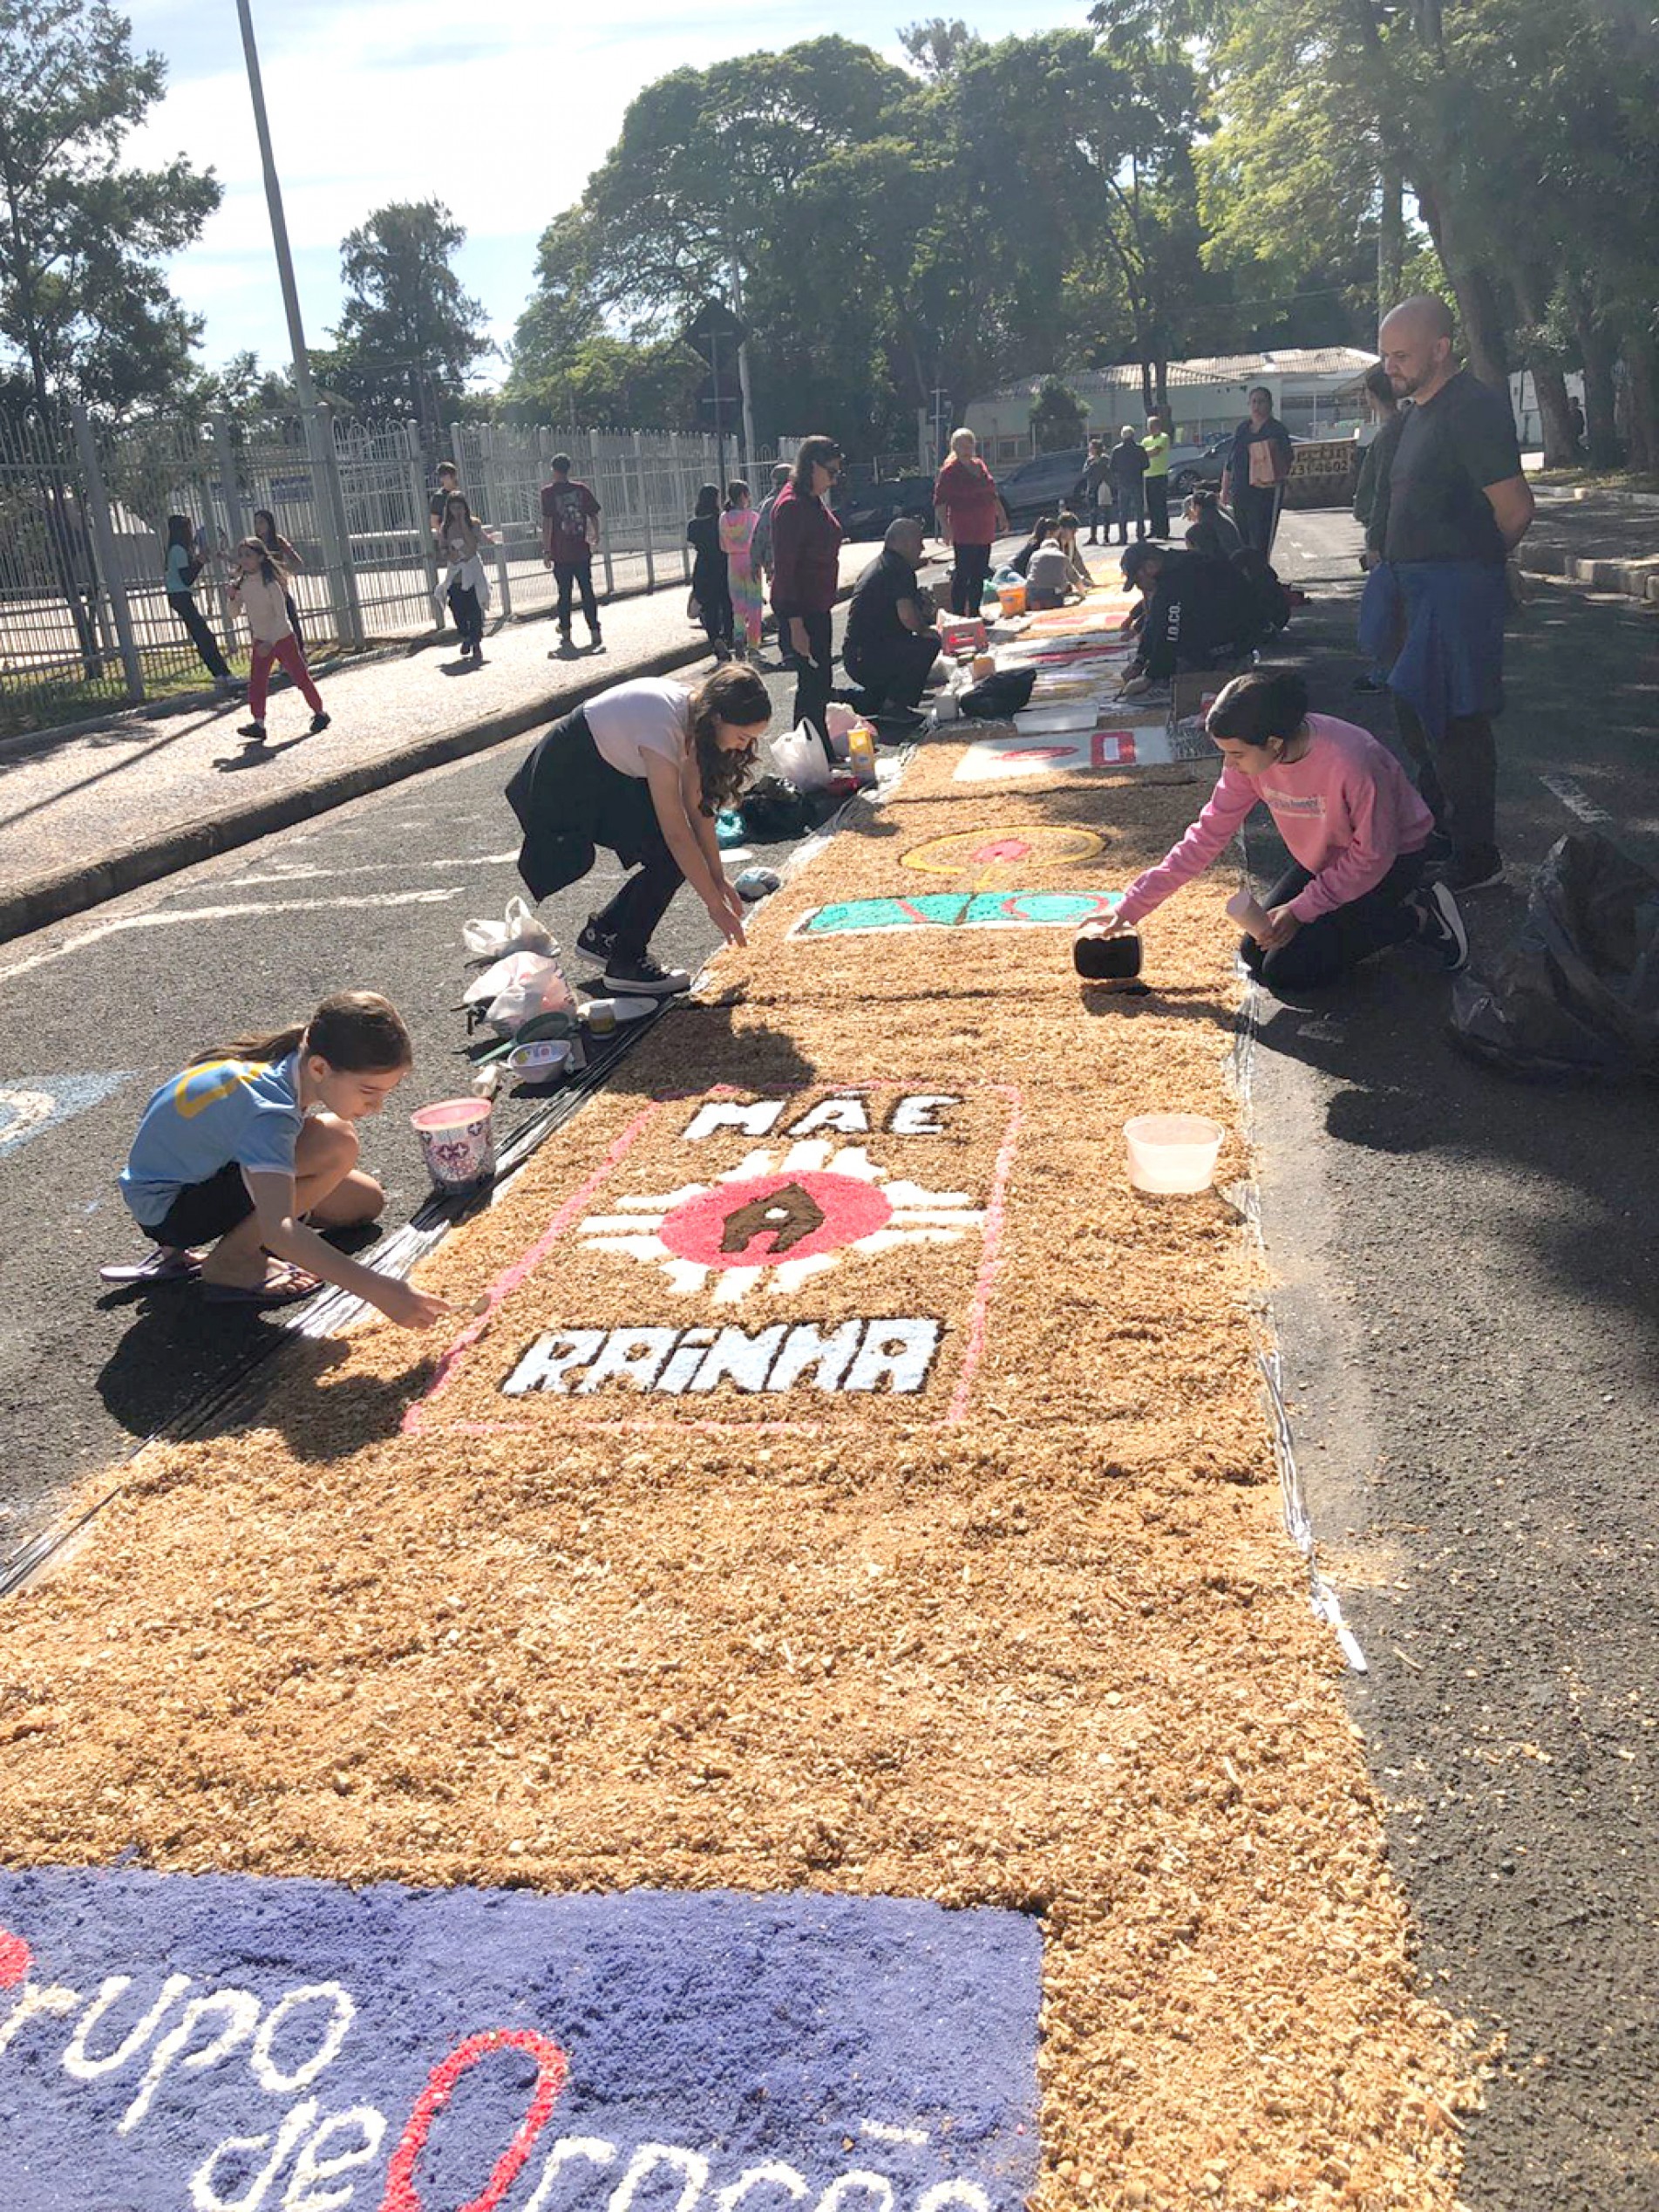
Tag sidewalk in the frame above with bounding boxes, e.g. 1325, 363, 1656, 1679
0, 543, 888, 943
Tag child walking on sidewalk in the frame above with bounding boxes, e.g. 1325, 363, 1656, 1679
719, 481, 764, 661
229, 538, 329, 745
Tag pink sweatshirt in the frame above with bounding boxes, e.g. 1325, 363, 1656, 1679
1117, 713, 1435, 927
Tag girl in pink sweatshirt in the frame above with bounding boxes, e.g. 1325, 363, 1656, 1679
1113, 666, 1468, 992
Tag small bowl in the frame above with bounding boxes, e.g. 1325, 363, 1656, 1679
1123, 1113, 1224, 1194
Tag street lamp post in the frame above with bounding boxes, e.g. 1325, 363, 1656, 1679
234, 0, 364, 645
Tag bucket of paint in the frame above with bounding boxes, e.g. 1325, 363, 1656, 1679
1123, 1113, 1224, 1195
411, 1097, 495, 1193
996, 582, 1027, 618
583, 997, 618, 1036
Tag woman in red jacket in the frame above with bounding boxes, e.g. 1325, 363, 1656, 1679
933, 426, 1010, 616
768, 434, 845, 741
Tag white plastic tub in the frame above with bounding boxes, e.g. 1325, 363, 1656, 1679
1123, 1113, 1225, 1194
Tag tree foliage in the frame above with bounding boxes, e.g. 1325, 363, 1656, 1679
328, 200, 491, 425
0, 0, 219, 414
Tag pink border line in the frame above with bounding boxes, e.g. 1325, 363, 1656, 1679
404, 1080, 1023, 1438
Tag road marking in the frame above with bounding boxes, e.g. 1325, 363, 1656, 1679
0, 1073, 134, 1159
223, 852, 520, 886
0, 890, 462, 990
1540, 772, 1614, 827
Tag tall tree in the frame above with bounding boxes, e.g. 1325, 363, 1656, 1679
0, 0, 219, 413
330, 200, 490, 427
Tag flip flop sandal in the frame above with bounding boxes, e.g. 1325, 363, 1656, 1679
201, 1263, 323, 1308
99, 1248, 205, 1285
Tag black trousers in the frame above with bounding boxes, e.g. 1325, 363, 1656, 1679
1393, 698, 1498, 860
843, 630, 941, 715
506, 707, 685, 960
167, 591, 231, 681
554, 557, 599, 630
782, 606, 835, 738
448, 581, 483, 650
950, 542, 992, 616
1231, 485, 1282, 555
695, 572, 733, 650
1146, 477, 1170, 538
282, 592, 303, 651
1240, 851, 1427, 993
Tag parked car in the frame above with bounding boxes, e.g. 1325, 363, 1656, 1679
838, 475, 936, 541
1165, 437, 1233, 496
996, 446, 1089, 524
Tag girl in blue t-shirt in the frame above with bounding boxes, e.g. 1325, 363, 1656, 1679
162, 514, 240, 692
118, 990, 451, 1326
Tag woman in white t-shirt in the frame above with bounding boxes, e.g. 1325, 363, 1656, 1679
505, 666, 772, 997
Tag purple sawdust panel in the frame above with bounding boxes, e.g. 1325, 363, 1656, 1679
0, 1867, 1041, 2212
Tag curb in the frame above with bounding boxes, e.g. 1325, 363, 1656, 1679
0, 581, 861, 947
1520, 547, 1659, 603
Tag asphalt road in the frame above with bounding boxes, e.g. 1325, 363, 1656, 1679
0, 630, 840, 1552
1255, 507, 1659, 2211
2, 512, 1656, 2206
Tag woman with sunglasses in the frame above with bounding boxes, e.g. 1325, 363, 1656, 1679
768, 434, 844, 742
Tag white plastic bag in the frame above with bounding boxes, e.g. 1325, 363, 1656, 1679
768, 720, 835, 793
464, 949, 575, 1033
463, 895, 554, 962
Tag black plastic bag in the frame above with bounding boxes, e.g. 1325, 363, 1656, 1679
1449, 830, 1659, 1081
959, 667, 1037, 719
738, 774, 821, 841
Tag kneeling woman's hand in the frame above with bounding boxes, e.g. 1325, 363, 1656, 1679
1261, 903, 1302, 951
706, 878, 748, 947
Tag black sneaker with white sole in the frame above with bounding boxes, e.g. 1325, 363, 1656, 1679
601, 953, 691, 997
1415, 879, 1469, 971
576, 915, 616, 963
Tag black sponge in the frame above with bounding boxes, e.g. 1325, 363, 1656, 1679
1073, 927, 1143, 980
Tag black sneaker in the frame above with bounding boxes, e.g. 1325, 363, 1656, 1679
1415, 880, 1469, 971
237, 720, 268, 741
309, 711, 330, 734
602, 953, 691, 997
575, 915, 616, 962
874, 705, 927, 738
1439, 847, 1505, 894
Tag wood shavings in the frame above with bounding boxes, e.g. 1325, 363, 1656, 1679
0, 743, 1480, 2209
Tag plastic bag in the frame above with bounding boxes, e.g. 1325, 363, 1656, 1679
463, 895, 553, 962
1449, 830, 1659, 1081
768, 721, 836, 793
464, 949, 575, 1034
959, 667, 1038, 720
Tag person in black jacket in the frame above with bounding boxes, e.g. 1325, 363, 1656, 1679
1116, 541, 1263, 695
686, 484, 733, 661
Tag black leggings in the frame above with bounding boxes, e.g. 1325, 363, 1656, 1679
1240, 851, 1427, 993
555, 558, 599, 630
784, 606, 835, 740
696, 572, 733, 650
167, 591, 231, 682
448, 581, 483, 650
950, 542, 992, 616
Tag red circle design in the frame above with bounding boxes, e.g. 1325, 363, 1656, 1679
658, 1170, 893, 1269
0, 1929, 31, 1987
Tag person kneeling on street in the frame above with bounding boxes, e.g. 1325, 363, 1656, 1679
841, 518, 943, 731
1105, 666, 1469, 993
1116, 540, 1264, 698
506, 666, 768, 998
118, 990, 452, 1324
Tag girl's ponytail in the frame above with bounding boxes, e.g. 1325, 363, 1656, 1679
191, 992, 412, 1073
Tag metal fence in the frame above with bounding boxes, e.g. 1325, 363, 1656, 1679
0, 405, 752, 736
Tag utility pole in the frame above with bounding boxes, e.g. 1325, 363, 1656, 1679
729, 254, 758, 474
235, 0, 363, 646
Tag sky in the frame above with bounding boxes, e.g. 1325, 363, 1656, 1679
125, 0, 1079, 384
